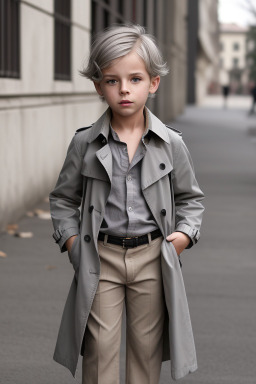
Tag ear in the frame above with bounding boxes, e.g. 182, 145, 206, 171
94, 81, 103, 96
149, 76, 160, 94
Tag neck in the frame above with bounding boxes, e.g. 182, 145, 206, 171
110, 109, 145, 133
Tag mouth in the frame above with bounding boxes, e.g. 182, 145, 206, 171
119, 100, 133, 106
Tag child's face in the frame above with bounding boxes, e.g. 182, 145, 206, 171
94, 51, 160, 120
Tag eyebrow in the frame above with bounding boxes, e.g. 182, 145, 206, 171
103, 72, 144, 78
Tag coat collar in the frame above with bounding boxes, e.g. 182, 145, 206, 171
146, 108, 170, 144
87, 108, 111, 143
87, 106, 170, 144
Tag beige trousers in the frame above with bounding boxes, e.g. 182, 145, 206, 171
82, 235, 165, 384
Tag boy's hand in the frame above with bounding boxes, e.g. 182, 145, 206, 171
66, 235, 78, 253
166, 232, 190, 255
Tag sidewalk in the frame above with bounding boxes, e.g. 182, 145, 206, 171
160, 95, 256, 384
201, 94, 252, 109
0, 198, 75, 383
1, 96, 256, 383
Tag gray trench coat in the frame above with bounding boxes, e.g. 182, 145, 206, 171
49, 107, 204, 381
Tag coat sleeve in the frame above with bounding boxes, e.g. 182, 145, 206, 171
172, 137, 205, 248
49, 135, 84, 253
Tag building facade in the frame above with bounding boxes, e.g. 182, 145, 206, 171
0, 0, 189, 231
187, 0, 219, 104
0, 0, 104, 231
219, 23, 249, 93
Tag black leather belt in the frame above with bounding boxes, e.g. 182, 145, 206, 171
98, 229, 162, 249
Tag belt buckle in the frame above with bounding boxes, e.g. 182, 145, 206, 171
122, 236, 138, 249
122, 237, 131, 249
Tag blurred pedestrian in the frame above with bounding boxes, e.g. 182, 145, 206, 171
219, 68, 230, 108
249, 82, 256, 115
49, 24, 204, 384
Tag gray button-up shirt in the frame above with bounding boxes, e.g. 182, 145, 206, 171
100, 124, 158, 237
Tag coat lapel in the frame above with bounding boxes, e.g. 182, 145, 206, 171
95, 144, 112, 183
141, 135, 173, 190
80, 141, 111, 183
141, 108, 173, 190
81, 108, 113, 183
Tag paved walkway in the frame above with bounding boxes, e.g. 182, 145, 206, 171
201, 94, 252, 109
1, 96, 256, 383
160, 95, 256, 384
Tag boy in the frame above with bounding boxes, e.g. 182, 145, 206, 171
49, 24, 204, 384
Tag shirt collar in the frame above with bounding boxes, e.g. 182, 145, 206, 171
109, 124, 120, 142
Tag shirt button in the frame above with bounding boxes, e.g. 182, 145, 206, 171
84, 235, 91, 242
161, 209, 166, 216
127, 175, 132, 181
128, 206, 133, 212
159, 163, 166, 170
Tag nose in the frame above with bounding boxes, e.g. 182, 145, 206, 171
120, 80, 130, 95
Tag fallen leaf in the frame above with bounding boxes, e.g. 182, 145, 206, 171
34, 209, 45, 216
14, 232, 34, 238
6, 223, 18, 231
46, 265, 57, 270
7, 229, 16, 235
0, 251, 7, 258
34, 209, 51, 220
37, 212, 51, 220
6, 224, 19, 235
26, 211, 35, 217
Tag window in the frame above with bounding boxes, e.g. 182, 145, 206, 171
247, 40, 255, 51
233, 57, 239, 68
233, 42, 239, 51
54, 0, 71, 80
0, 0, 20, 78
91, 0, 157, 38
92, 0, 126, 36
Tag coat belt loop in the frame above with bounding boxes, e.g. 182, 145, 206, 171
103, 234, 108, 246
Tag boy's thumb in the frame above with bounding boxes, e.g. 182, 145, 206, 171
166, 233, 175, 242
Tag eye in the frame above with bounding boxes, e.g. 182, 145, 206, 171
131, 77, 141, 83
106, 79, 117, 85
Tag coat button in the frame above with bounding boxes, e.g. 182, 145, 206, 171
84, 235, 91, 242
159, 163, 165, 170
88, 205, 94, 213
161, 209, 166, 216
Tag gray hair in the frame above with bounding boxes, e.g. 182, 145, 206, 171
80, 24, 169, 81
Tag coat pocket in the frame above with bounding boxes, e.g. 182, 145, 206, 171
68, 234, 81, 273
169, 241, 182, 268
